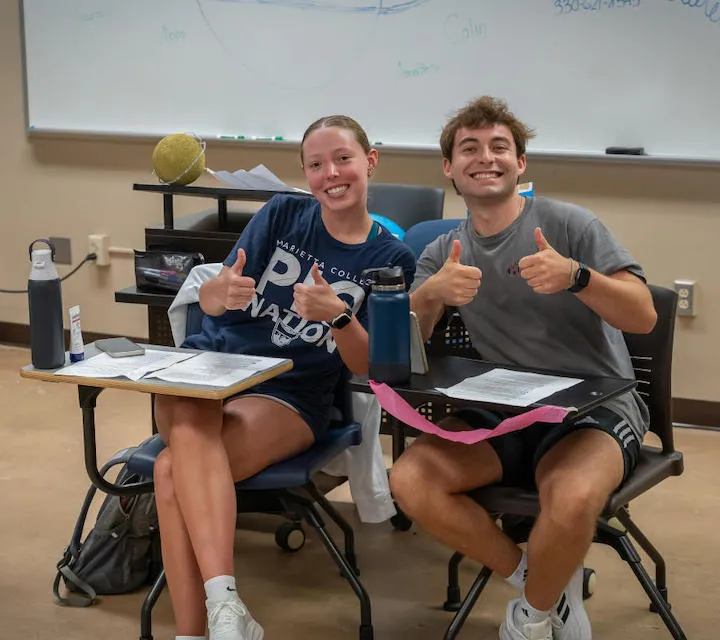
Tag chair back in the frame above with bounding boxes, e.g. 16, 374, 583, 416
404, 219, 463, 259
185, 302, 204, 337
367, 183, 445, 231
427, 307, 479, 359
329, 368, 355, 428
621, 285, 678, 454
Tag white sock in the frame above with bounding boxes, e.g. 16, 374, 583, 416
505, 551, 527, 592
204, 575, 239, 603
514, 595, 550, 626
175, 636, 206, 640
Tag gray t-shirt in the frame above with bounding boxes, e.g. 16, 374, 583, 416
412, 196, 650, 439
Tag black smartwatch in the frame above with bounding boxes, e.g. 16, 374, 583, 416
330, 303, 353, 329
568, 261, 591, 293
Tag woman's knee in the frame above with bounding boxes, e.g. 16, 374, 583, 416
155, 396, 224, 444
153, 449, 176, 506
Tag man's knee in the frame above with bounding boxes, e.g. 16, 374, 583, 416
153, 449, 175, 506
389, 453, 427, 513
390, 442, 461, 513
539, 473, 608, 530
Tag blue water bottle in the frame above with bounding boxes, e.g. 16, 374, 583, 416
368, 266, 410, 384
28, 239, 65, 369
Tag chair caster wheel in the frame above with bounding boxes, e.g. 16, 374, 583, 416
275, 522, 306, 552
390, 504, 412, 532
583, 567, 596, 600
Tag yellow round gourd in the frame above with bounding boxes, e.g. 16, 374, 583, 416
152, 133, 206, 185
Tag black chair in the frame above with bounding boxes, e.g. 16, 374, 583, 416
418, 285, 686, 640
367, 182, 445, 231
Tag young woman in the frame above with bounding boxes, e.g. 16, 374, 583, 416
153, 115, 416, 640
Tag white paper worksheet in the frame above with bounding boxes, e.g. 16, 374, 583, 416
145, 352, 287, 388
58, 350, 197, 381
437, 368, 582, 407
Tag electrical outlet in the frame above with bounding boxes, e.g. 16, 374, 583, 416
49, 236, 72, 265
88, 234, 110, 266
674, 280, 696, 317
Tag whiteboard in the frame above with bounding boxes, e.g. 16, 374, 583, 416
21, 0, 720, 162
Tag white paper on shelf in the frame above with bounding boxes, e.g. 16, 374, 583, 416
208, 165, 309, 194
437, 368, 582, 407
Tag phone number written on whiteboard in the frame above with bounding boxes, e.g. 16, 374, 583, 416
554, 0, 640, 15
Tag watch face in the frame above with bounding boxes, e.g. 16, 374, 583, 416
330, 309, 352, 329
577, 265, 591, 287
331, 311, 352, 329
568, 263, 590, 292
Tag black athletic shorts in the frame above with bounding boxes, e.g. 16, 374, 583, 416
449, 405, 641, 490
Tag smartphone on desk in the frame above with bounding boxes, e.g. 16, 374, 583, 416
95, 337, 146, 358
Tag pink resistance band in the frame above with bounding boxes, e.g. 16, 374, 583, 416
369, 381, 571, 445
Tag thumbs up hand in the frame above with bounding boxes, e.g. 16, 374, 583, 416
435, 239, 482, 306
223, 248, 256, 310
518, 227, 573, 294
294, 263, 347, 322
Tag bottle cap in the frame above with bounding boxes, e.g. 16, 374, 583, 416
370, 265, 405, 287
28, 238, 56, 262
31, 248, 52, 267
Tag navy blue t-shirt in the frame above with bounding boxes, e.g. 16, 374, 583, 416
183, 194, 416, 433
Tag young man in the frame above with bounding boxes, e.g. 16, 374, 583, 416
389, 96, 656, 640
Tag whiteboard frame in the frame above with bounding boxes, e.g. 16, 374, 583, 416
23, 127, 720, 168
19, 0, 720, 168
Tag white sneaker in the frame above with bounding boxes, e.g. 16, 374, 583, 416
552, 566, 592, 640
499, 599, 554, 640
206, 598, 264, 640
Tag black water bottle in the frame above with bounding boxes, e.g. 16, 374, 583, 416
368, 266, 410, 384
28, 239, 65, 369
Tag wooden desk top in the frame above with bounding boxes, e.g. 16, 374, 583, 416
20, 343, 293, 401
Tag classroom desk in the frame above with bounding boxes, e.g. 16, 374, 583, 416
350, 355, 636, 459
20, 343, 292, 496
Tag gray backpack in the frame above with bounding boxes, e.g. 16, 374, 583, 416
53, 446, 162, 607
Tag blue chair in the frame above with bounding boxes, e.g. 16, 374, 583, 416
402, 182, 533, 259
403, 219, 463, 259
367, 182, 445, 232
121, 304, 374, 640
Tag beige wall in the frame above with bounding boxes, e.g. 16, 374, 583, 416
2, 2, 719, 400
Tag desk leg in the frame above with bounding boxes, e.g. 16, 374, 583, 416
150, 393, 159, 435
78, 385, 154, 496
218, 197, 228, 230
162, 193, 174, 229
